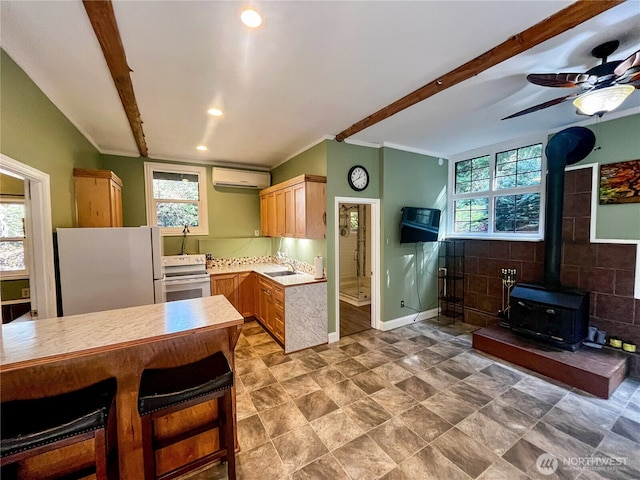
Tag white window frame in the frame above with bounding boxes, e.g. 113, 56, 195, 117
0, 196, 29, 279
447, 135, 547, 241
144, 162, 209, 236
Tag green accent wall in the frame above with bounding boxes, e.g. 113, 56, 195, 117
326, 140, 382, 332
269, 140, 329, 266
271, 141, 327, 184
1, 279, 29, 301
0, 173, 25, 195
573, 114, 640, 240
0, 50, 102, 229
101, 155, 262, 255
380, 147, 448, 322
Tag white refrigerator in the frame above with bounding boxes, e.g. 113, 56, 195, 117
56, 226, 163, 316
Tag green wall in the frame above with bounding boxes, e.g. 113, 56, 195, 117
573, 114, 640, 240
271, 141, 327, 184
380, 147, 448, 322
269, 140, 329, 266
0, 50, 102, 229
101, 155, 262, 255
326, 140, 382, 332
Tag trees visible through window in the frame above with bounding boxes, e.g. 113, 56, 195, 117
144, 163, 208, 235
450, 140, 544, 239
0, 199, 28, 276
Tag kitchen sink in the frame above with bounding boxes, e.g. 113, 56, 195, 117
265, 271, 298, 277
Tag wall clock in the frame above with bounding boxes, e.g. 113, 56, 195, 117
348, 165, 369, 191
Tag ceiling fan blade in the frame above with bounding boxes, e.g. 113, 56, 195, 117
502, 93, 579, 120
527, 73, 595, 88
614, 50, 640, 76
616, 65, 640, 85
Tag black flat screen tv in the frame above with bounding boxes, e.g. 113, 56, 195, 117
400, 207, 441, 243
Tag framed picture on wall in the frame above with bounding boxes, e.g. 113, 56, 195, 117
598, 159, 640, 205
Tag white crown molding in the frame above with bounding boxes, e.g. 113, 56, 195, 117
381, 141, 447, 159
343, 138, 380, 149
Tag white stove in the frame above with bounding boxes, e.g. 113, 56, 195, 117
155, 255, 211, 303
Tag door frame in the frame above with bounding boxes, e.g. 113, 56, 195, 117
334, 196, 381, 338
0, 154, 57, 319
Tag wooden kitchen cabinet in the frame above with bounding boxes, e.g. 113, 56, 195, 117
238, 272, 256, 317
260, 192, 276, 237
73, 168, 123, 227
259, 175, 326, 239
257, 276, 284, 343
210, 272, 255, 318
210, 274, 239, 308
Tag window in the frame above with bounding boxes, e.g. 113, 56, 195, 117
144, 162, 208, 235
449, 139, 545, 239
0, 198, 28, 278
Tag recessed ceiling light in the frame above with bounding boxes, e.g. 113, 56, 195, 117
197, 145, 208, 151
207, 108, 223, 117
241, 9, 262, 28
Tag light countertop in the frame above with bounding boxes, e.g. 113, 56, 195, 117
0, 295, 243, 371
207, 263, 326, 286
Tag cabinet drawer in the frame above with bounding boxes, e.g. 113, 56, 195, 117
273, 312, 284, 342
274, 286, 284, 308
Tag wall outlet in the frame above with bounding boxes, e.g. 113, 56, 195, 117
254, 229, 260, 237
400, 300, 405, 308
21, 288, 30, 298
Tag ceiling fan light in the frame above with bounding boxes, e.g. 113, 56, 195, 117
572, 85, 634, 116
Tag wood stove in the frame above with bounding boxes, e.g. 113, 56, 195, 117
509, 127, 595, 351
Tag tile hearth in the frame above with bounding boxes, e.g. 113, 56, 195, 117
186, 318, 640, 480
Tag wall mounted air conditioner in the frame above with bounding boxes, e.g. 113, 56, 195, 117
211, 167, 270, 189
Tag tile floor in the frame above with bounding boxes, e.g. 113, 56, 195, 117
187, 318, 640, 480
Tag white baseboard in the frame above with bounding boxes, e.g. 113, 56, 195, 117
328, 331, 340, 343
380, 307, 439, 331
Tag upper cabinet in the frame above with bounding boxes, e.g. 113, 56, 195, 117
260, 175, 326, 239
73, 168, 123, 227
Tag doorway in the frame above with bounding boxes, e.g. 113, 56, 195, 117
338, 203, 371, 336
0, 155, 57, 320
334, 197, 380, 340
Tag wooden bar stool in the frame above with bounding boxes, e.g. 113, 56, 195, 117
137, 351, 235, 480
0, 377, 118, 480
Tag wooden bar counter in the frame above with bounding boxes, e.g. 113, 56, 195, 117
0, 296, 244, 479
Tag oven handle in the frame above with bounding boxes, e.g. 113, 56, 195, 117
163, 275, 210, 286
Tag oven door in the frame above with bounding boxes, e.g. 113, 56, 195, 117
156, 274, 211, 303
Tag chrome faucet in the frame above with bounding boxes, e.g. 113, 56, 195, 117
282, 260, 295, 272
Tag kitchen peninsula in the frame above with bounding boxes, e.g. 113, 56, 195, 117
0, 296, 243, 479
209, 263, 327, 353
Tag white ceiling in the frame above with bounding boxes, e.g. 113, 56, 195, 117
2, 1, 639, 169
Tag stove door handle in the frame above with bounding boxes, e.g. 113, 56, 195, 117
517, 301, 531, 310
545, 308, 556, 315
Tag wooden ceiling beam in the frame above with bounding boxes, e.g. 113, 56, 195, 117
335, 0, 624, 142
83, 0, 148, 157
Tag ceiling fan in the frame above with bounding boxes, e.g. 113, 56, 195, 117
503, 40, 640, 120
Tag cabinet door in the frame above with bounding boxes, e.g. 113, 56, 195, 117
260, 194, 269, 236
257, 278, 271, 325
305, 181, 326, 239
211, 274, 239, 310
238, 272, 255, 317
110, 180, 123, 227
275, 189, 286, 237
284, 187, 295, 237
260, 193, 277, 237
293, 183, 306, 238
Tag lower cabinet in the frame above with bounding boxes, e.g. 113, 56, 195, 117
211, 272, 283, 343
257, 277, 284, 343
210, 273, 238, 307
